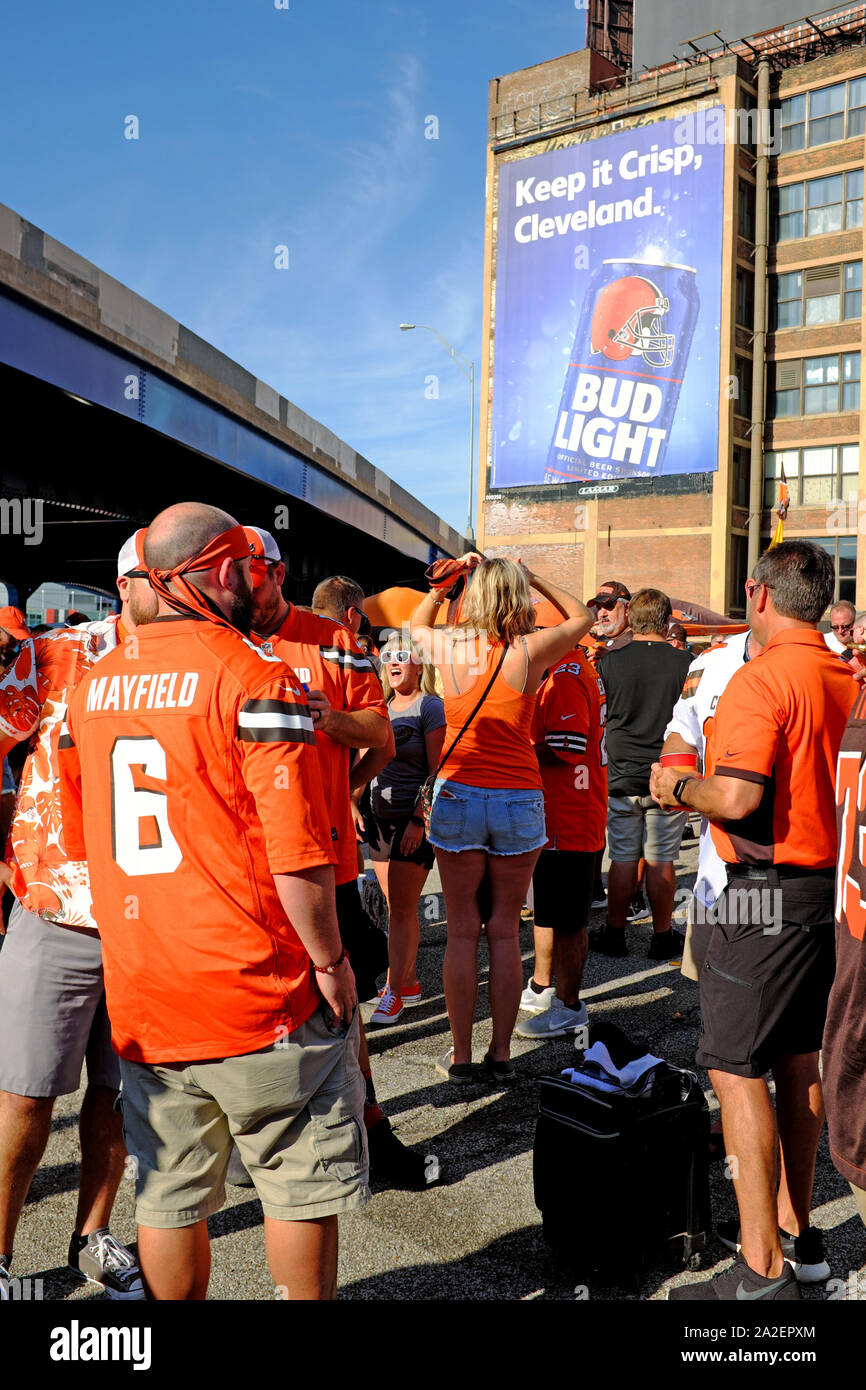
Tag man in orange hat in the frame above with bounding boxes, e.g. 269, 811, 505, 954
0, 607, 29, 669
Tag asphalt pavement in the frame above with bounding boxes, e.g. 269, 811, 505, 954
10, 824, 866, 1302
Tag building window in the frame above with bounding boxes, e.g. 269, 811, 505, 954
734, 357, 753, 420
769, 353, 860, 417
773, 270, 802, 328
780, 93, 806, 151
736, 268, 754, 327
733, 447, 751, 508
738, 179, 756, 241
803, 535, 856, 604
770, 262, 861, 328
849, 76, 866, 139
730, 534, 749, 613
764, 444, 858, 506
774, 170, 863, 241
807, 175, 843, 236
845, 261, 863, 318
779, 76, 866, 151
847, 168, 864, 228
776, 182, 804, 240
809, 82, 846, 146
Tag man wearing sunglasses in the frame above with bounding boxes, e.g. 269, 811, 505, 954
652, 541, 857, 1301
587, 580, 632, 654
825, 599, 856, 656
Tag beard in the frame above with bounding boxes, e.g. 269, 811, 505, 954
229, 572, 255, 634
128, 584, 158, 629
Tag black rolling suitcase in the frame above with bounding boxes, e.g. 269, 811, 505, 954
533, 1053, 711, 1282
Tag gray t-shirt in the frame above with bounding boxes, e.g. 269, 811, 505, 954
370, 693, 445, 817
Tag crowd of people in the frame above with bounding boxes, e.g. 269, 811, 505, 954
0, 514, 863, 1304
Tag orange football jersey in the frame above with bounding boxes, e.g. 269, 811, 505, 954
60, 616, 335, 1064
532, 647, 607, 852
260, 606, 388, 885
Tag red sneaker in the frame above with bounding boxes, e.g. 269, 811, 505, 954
378, 981, 423, 1007
369, 986, 404, 1025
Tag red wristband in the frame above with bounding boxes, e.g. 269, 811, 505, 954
313, 947, 348, 975
660, 752, 698, 769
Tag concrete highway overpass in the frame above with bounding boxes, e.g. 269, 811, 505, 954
0, 201, 462, 610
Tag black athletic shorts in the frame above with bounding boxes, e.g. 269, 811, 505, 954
532, 848, 599, 934
697, 869, 837, 1079
365, 808, 435, 870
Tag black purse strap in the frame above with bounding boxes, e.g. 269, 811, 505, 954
434, 644, 509, 779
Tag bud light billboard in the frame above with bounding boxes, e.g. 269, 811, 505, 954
490, 111, 724, 486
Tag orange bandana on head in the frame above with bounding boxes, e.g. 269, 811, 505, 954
148, 525, 252, 629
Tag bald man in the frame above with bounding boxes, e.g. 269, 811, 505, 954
59, 502, 367, 1301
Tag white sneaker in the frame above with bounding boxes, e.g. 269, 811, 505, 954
515, 998, 589, 1038
0, 1259, 9, 1301
519, 980, 556, 1013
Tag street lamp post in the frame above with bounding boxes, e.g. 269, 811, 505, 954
399, 323, 475, 544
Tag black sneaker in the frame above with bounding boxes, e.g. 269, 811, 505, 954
367, 1117, 440, 1190
68, 1229, 145, 1301
589, 924, 629, 957
0, 1257, 9, 1302
647, 928, 685, 961
627, 893, 650, 921
668, 1251, 801, 1301
717, 1219, 830, 1283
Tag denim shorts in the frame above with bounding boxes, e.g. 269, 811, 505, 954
427, 779, 546, 857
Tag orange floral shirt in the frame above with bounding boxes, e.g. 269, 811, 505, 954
0, 619, 121, 927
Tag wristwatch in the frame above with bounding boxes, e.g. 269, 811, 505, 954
313, 946, 348, 975
672, 776, 696, 807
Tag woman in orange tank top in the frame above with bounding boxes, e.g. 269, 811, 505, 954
411, 556, 593, 1081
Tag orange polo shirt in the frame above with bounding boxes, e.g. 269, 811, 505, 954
708, 628, 857, 868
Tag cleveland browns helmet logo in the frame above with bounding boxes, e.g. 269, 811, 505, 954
590, 274, 675, 369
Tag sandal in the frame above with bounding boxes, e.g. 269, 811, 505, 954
477, 1053, 517, 1085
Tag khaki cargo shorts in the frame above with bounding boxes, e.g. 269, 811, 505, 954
119, 1003, 369, 1228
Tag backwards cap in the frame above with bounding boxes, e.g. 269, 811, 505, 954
244, 526, 282, 564
117, 528, 148, 580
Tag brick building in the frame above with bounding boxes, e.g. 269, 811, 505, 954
477, 6, 866, 616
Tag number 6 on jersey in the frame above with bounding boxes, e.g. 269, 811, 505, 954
111, 737, 182, 876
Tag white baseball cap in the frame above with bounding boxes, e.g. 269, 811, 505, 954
243, 526, 282, 564
117, 528, 148, 579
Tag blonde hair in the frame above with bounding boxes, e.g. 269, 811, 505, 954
379, 637, 441, 700
455, 558, 535, 644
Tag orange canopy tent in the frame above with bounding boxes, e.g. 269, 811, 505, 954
364, 585, 747, 640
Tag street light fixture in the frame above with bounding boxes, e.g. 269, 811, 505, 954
399, 323, 476, 543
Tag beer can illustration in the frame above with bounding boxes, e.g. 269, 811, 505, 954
545, 259, 699, 483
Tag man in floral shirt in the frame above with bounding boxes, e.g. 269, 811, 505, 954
0, 532, 156, 1301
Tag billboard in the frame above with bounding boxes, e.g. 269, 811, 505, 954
633, 0, 804, 74
490, 111, 725, 488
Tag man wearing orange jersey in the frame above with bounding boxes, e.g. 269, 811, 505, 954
0, 532, 156, 1302
654, 542, 857, 1302
516, 643, 607, 1040
60, 504, 367, 1301
246, 534, 438, 1191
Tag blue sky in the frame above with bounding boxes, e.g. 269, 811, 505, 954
1, 1, 586, 533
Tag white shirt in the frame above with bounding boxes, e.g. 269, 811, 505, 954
824, 630, 847, 655
664, 630, 751, 908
